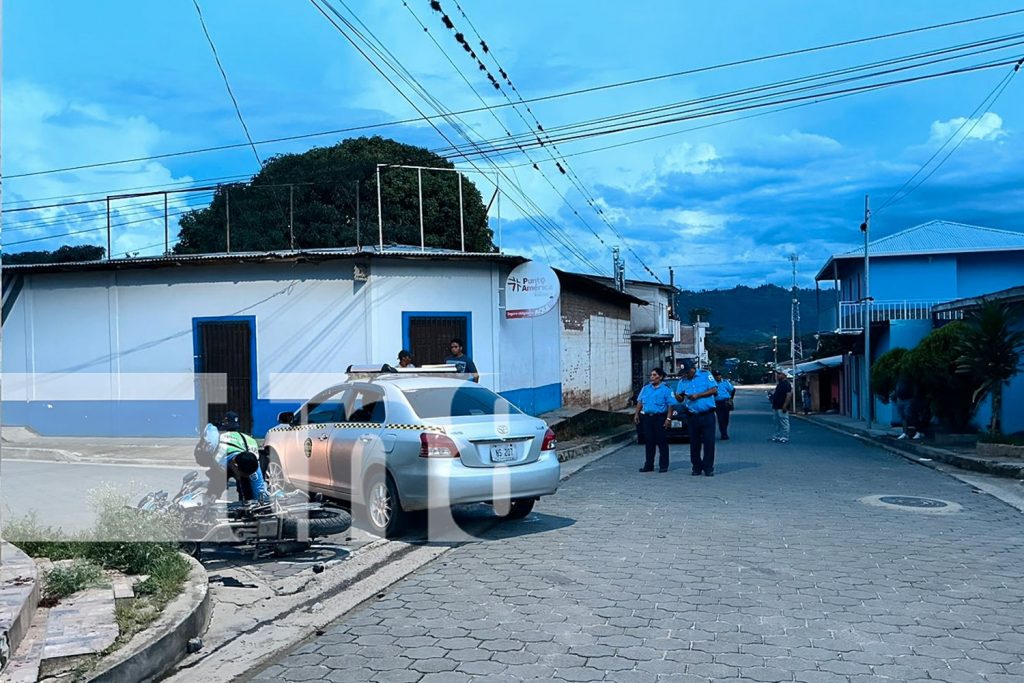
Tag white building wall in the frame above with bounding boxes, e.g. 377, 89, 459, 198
559, 320, 592, 406
2, 257, 563, 435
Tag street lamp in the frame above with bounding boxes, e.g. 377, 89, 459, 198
772, 335, 778, 368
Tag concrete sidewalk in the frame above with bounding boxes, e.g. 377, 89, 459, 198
1, 432, 197, 466
797, 411, 1024, 479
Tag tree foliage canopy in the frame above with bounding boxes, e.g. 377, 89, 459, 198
175, 136, 495, 254
902, 321, 975, 432
4, 245, 106, 265
871, 347, 909, 404
955, 302, 1024, 435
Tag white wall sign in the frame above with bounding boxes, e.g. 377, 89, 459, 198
505, 261, 560, 319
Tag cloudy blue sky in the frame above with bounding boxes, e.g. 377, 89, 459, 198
4, 1, 1024, 289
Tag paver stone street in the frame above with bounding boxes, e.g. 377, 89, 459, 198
252, 391, 1024, 682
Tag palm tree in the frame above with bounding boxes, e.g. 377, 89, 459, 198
956, 302, 1024, 435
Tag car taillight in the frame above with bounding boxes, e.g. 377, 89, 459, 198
541, 428, 557, 451
420, 432, 460, 458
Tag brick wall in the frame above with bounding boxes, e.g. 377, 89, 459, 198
560, 290, 632, 409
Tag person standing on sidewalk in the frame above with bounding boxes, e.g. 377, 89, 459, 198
676, 360, 719, 476
633, 367, 674, 473
712, 370, 735, 440
770, 370, 793, 443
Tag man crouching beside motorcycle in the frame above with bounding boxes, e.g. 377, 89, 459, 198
194, 411, 267, 504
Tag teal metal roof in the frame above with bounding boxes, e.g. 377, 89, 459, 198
816, 220, 1024, 280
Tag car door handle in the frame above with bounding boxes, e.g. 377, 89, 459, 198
359, 434, 374, 443
318, 434, 330, 441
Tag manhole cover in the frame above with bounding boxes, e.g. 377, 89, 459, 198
860, 494, 962, 514
878, 496, 948, 509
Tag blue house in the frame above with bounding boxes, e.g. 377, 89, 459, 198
814, 220, 1024, 428
933, 286, 1024, 435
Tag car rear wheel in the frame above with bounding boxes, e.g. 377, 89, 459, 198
495, 498, 535, 520
364, 472, 407, 538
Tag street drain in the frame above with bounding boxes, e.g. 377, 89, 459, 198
878, 496, 948, 509
860, 494, 962, 514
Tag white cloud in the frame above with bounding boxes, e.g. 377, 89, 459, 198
3, 81, 195, 258
929, 112, 1006, 144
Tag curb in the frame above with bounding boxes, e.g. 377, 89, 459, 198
86, 553, 211, 683
557, 425, 635, 463
0, 541, 40, 672
794, 415, 1024, 480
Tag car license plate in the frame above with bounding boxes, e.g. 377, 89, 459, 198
671, 420, 682, 428
490, 443, 516, 463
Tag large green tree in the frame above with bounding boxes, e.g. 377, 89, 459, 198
956, 302, 1024, 435
175, 136, 495, 254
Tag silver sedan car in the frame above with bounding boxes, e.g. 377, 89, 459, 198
263, 374, 560, 536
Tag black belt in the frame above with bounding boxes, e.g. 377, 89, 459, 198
641, 411, 667, 416
688, 409, 714, 416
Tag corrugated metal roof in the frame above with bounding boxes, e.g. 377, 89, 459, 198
815, 220, 1024, 280
839, 220, 1024, 256
1, 246, 525, 275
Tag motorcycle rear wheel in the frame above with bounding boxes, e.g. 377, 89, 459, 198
281, 508, 351, 539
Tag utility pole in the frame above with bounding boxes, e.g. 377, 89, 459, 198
355, 180, 361, 249
225, 186, 231, 253
790, 253, 801, 380
106, 196, 112, 260
163, 192, 169, 255
288, 185, 295, 250
861, 194, 872, 429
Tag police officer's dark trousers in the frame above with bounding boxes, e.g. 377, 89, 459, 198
687, 410, 717, 474
641, 412, 670, 471
715, 400, 731, 439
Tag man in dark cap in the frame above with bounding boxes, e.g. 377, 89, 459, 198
674, 359, 719, 476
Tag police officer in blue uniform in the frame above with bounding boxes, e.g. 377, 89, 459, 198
675, 359, 719, 476
633, 367, 675, 472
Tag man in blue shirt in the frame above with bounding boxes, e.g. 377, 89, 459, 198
633, 367, 675, 472
676, 360, 719, 476
445, 338, 479, 383
712, 370, 736, 440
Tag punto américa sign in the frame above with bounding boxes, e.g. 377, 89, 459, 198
505, 261, 560, 319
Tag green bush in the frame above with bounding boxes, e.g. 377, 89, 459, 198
903, 321, 975, 432
42, 560, 108, 606
872, 347, 909, 403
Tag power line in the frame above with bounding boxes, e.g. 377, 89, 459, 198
430, 32, 1024, 157
442, 0, 663, 283
444, 56, 1024, 159
193, 0, 262, 168
7, 7, 1023, 180
876, 58, 1023, 214
400, 0, 616, 273
309, 0, 604, 274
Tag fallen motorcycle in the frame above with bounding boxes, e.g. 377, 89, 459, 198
137, 470, 351, 559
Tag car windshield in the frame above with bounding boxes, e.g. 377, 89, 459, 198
402, 386, 523, 418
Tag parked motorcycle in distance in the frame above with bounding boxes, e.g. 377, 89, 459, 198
137, 469, 351, 559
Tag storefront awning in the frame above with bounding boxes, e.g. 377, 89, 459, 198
794, 355, 843, 375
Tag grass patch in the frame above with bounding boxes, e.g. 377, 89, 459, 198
5, 488, 191, 641
41, 560, 108, 607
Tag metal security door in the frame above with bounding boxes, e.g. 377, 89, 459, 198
407, 316, 467, 366
196, 321, 253, 433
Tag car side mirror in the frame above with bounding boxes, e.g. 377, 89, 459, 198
277, 411, 295, 425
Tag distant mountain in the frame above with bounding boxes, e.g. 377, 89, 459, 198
675, 284, 829, 342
